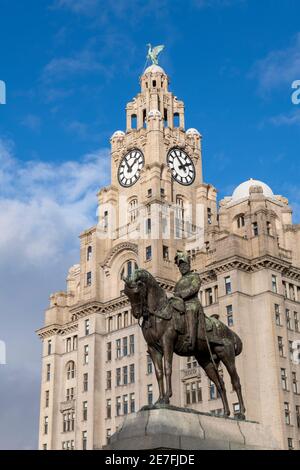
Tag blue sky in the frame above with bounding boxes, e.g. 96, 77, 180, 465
0, 0, 300, 449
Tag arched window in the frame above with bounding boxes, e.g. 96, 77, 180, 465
87, 246, 92, 261
131, 114, 137, 129
128, 198, 138, 223
173, 112, 180, 128
66, 361, 75, 380
143, 109, 147, 129
120, 260, 138, 280
236, 214, 245, 229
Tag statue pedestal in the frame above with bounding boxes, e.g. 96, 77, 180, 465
105, 405, 279, 450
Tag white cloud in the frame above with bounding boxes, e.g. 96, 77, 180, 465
252, 33, 300, 93
268, 109, 300, 127
0, 138, 110, 266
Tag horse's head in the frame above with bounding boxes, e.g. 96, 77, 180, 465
123, 268, 168, 320
123, 269, 149, 319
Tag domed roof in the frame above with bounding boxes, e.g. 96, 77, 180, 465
143, 64, 166, 75
186, 128, 201, 137
232, 179, 274, 202
111, 130, 125, 139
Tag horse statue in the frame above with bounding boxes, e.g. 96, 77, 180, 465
123, 253, 246, 420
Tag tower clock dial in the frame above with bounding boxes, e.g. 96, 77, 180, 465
167, 148, 195, 185
118, 149, 144, 187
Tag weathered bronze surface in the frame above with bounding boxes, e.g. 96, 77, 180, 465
123, 251, 246, 419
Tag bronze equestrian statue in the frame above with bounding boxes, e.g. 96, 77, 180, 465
123, 251, 246, 419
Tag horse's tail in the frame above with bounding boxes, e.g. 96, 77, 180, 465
233, 332, 243, 357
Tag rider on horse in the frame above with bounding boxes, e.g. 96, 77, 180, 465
173, 251, 206, 350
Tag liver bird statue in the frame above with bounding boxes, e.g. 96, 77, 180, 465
147, 43, 165, 65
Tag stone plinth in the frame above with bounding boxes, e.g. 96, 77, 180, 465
105, 405, 280, 450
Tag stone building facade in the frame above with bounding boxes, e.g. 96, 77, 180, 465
37, 64, 300, 450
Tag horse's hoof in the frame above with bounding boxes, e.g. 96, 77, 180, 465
236, 413, 246, 421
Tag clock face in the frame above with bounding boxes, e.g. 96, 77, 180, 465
167, 148, 195, 185
118, 149, 144, 187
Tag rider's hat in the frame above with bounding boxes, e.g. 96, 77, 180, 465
174, 251, 190, 266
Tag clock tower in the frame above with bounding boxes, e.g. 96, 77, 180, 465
97, 63, 217, 292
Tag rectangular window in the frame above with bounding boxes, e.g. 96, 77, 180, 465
116, 368, 121, 387
66, 387, 74, 401
44, 416, 48, 435
288, 341, 294, 361
294, 312, 299, 332
82, 431, 87, 450
147, 384, 153, 405
73, 335, 77, 351
272, 275, 278, 293
146, 218, 151, 234
147, 188, 152, 198
191, 382, 197, 403
84, 345, 89, 364
116, 396, 121, 416
163, 245, 169, 260
284, 402, 291, 425
225, 276, 232, 295
296, 405, 300, 428
147, 354, 153, 374
104, 210, 108, 229
46, 364, 51, 382
185, 383, 191, 405
130, 393, 135, 413
123, 395, 128, 415
117, 313, 122, 329
281, 368, 288, 390
123, 366, 128, 385
209, 380, 219, 400
292, 372, 298, 394
45, 390, 49, 408
106, 429, 111, 445
205, 288, 213, 306
226, 305, 233, 326
86, 272, 92, 286
83, 373, 88, 392
287, 438, 294, 450
47, 340, 52, 355
197, 381, 202, 402
130, 364, 135, 383
278, 337, 285, 357
108, 316, 113, 332
275, 304, 281, 326
106, 399, 111, 419
252, 222, 259, 237
207, 207, 212, 225
87, 246, 92, 261
66, 337, 71, 353
106, 371, 112, 389
146, 246, 152, 261
286, 309, 292, 330
267, 221, 272, 236
107, 342, 112, 361
129, 335, 135, 355
123, 337, 128, 356
116, 339, 121, 358
124, 311, 129, 328
82, 401, 88, 421
85, 319, 90, 336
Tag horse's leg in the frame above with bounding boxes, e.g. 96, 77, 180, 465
148, 346, 165, 404
196, 354, 230, 417
162, 335, 174, 404
215, 344, 246, 420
